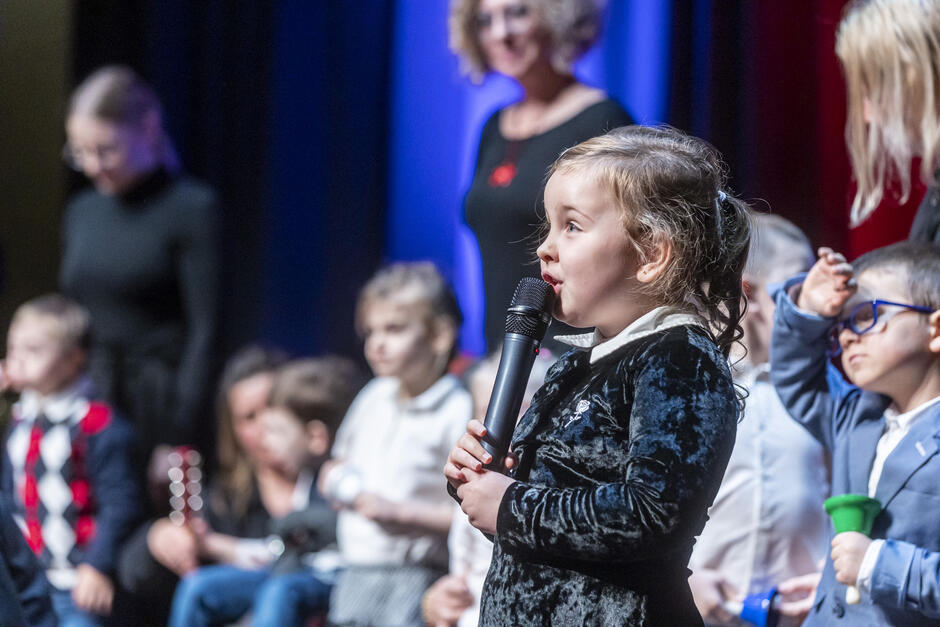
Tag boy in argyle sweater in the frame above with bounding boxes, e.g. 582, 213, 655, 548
1, 294, 140, 625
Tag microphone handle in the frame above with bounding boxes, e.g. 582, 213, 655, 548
481, 333, 540, 472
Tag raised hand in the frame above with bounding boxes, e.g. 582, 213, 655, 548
796, 247, 857, 318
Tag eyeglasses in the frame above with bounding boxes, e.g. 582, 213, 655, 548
476, 3, 534, 36
61, 141, 125, 172
826, 299, 935, 356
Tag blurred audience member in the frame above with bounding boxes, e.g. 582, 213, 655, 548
319, 263, 472, 626
836, 0, 940, 241
450, 0, 632, 352
2, 294, 140, 625
168, 356, 362, 627
117, 345, 287, 625
689, 214, 828, 626
60, 65, 220, 480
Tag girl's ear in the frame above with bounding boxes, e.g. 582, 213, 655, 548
636, 236, 672, 284
306, 420, 331, 457
928, 310, 940, 354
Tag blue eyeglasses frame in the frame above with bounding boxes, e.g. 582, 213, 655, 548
827, 299, 936, 356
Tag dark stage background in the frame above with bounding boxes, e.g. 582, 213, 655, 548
0, 0, 926, 362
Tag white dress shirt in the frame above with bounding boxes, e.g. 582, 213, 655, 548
331, 375, 471, 569
689, 363, 831, 599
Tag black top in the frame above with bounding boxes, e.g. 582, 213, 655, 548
909, 184, 940, 244
464, 98, 633, 353
60, 169, 219, 449
481, 326, 736, 626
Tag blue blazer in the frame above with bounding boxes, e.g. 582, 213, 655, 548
771, 278, 940, 625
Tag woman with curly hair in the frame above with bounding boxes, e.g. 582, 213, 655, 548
836, 0, 940, 241
450, 0, 632, 352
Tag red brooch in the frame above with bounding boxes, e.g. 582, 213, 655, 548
489, 162, 518, 187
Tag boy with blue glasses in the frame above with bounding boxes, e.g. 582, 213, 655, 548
771, 241, 940, 625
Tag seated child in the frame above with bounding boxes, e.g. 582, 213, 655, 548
319, 262, 472, 626
168, 356, 362, 627
689, 213, 829, 626
1, 294, 140, 625
771, 241, 940, 625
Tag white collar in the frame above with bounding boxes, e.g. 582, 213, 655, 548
17, 376, 93, 424
884, 395, 940, 432
555, 306, 708, 364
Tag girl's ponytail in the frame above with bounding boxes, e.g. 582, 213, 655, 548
701, 193, 751, 359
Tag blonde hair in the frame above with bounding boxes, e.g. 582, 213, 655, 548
550, 125, 751, 358
10, 294, 92, 353
356, 262, 463, 366
448, 0, 603, 81
68, 65, 180, 172
837, 0, 940, 225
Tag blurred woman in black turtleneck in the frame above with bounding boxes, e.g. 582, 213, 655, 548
59, 65, 218, 479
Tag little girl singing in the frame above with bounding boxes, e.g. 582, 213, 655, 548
445, 125, 751, 626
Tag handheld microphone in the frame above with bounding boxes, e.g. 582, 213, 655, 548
481, 277, 555, 472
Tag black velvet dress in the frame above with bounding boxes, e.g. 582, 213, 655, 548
464, 98, 633, 354
480, 325, 738, 626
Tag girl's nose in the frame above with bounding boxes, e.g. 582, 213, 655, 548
536, 235, 555, 262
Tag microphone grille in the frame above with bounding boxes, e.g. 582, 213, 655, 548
505, 278, 555, 339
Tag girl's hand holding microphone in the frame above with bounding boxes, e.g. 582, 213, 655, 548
444, 419, 516, 536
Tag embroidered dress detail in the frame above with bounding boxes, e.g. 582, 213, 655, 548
564, 399, 591, 428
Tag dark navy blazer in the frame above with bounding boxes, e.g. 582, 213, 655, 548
0, 493, 56, 627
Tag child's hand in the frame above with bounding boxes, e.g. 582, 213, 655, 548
775, 571, 821, 624
422, 574, 474, 627
688, 569, 736, 624
831, 531, 871, 586
444, 420, 515, 489
72, 564, 114, 616
456, 469, 515, 535
796, 247, 857, 318
147, 517, 199, 576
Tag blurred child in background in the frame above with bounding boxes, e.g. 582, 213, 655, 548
689, 213, 829, 626
2, 294, 140, 626
168, 356, 362, 626
319, 262, 472, 626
